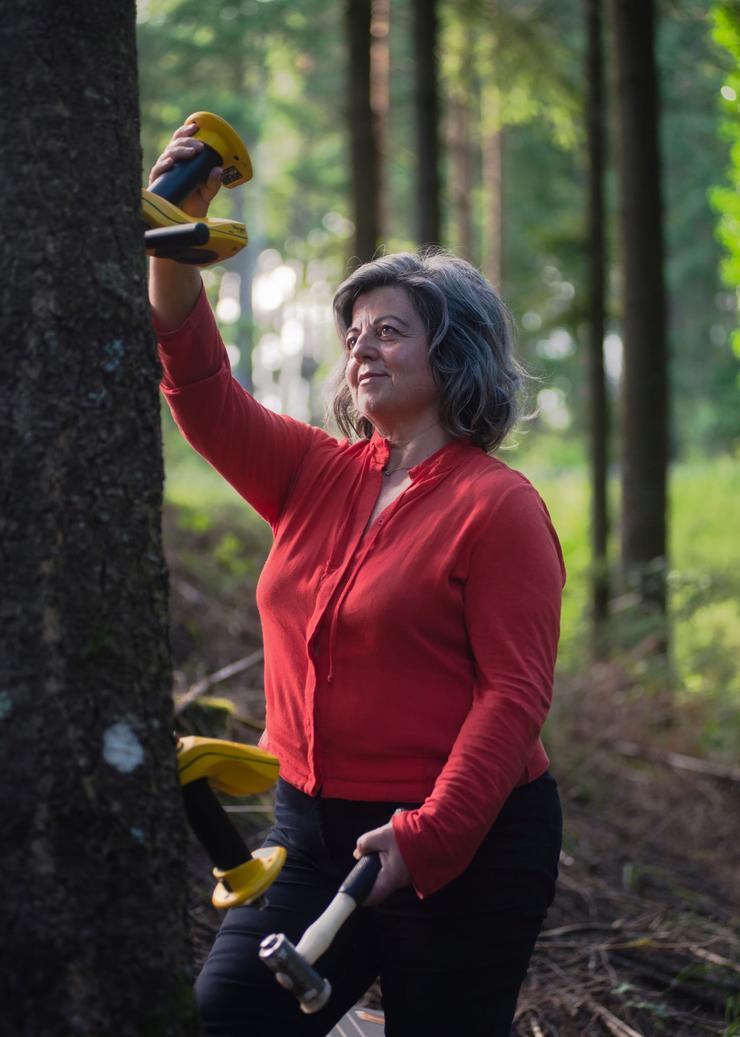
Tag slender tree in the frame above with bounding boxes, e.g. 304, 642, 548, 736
371, 0, 392, 241
412, 0, 442, 247
0, 2, 195, 1033
585, 0, 610, 652
610, 0, 669, 621
347, 0, 381, 263
447, 12, 477, 263
481, 0, 504, 288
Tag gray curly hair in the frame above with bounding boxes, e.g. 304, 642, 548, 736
330, 251, 525, 452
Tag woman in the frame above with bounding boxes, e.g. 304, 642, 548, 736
151, 123, 565, 1037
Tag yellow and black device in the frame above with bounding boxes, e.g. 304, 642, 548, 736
177, 735, 286, 908
142, 112, 253, 266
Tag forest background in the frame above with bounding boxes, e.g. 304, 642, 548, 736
5, 0, 735, 1034
138, 0, 739, 753
134, 2, 740, 1033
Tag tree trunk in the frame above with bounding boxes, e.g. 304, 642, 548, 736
481, 0, 504, 289
412, 0, 442, 248
610, 0, 669, 618
233, 185, 258, 392
347, 0, 381, 265
448, 22, 476, 263
371, 0, 391, 242
0, 3, 195, 1033
585, 0, 610, 653
482, 116, 504, 290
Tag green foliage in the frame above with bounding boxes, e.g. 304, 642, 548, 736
661, 4, 740, 453
725, 993, 740, 1036
138, 0, 348, 259
710, 3, 740, 377
524, 451, 740, 758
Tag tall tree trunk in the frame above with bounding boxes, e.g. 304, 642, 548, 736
412, 0, 442, 248
347, 0, 381, 264
610, 0, 669, 620
482, 112, 504, 289
233, 185, 258, 392
371, 0, 391, 242
585, 0, 610, 653
0, 3, 195, 1033
448, 22, 476, 262
481, 0, 503, 289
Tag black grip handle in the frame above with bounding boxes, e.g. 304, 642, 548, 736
181, 777, 249, 871
148, 142, 223, 207
339, 853, 381, 904
145, 223, 210, 251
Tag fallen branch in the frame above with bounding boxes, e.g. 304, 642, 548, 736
691, 946, 740, 973
174, 649, 265, 715
540, 922, 624, 939
613, 742, 740, 783
585, 999, 644, 1037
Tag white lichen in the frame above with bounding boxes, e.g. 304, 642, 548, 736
102, 721, 144, 773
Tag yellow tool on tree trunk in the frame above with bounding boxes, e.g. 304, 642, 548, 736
142, 112, 252, 266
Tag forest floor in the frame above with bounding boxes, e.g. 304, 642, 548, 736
166, 505, 740, 1037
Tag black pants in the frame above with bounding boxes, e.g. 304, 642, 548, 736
196, 774, 562, 1036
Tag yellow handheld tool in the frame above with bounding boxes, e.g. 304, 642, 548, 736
142, 112, 253, 266
177, 735, 285, 908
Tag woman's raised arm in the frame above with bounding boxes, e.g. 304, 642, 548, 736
147, 122, 222, 330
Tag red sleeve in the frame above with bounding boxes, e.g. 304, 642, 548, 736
392, 482, 565, 897
155, 288, 331, 528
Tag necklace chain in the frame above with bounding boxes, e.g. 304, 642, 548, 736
383, 464, 414, 477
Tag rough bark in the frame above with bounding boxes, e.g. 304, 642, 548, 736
585, 0, 610, 650
347, 0, 381, 264
610, 0, 669, 616
0, 2, 196, 1033
411, 0, 442, 248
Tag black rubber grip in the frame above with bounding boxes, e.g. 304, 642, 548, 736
339, 853, 381, 904
181, 777, 248, 871
144, 223, 210, 251
148, 143, 223, 207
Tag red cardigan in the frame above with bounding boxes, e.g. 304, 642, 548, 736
157, 289, 565, 897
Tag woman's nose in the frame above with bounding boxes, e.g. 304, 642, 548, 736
351, 329, 378, 359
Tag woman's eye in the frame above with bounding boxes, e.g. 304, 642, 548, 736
345, 336, 357, 350
379, 325, 396, 337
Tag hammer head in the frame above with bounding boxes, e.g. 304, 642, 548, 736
259, 933, 332, 1014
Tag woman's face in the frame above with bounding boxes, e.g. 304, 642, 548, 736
344, 286, 439, 435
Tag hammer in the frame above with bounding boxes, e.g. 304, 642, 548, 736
259, 851, 381, 1014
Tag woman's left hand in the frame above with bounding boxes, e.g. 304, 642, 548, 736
354, 821, 412, 906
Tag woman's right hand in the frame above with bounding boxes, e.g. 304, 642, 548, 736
148, 121, 223, 219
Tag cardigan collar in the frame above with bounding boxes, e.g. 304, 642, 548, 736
368, 430, 481, 480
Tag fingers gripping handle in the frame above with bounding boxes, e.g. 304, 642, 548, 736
340, 853, 382, 904
148, 144, 222, 208
148, 112, 252, 208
